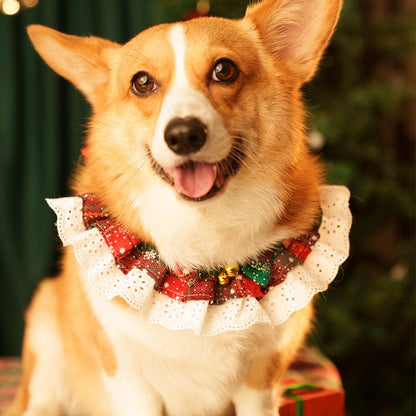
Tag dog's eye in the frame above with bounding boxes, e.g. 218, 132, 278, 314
212, 59, 239, 83
131, 72, 157, 95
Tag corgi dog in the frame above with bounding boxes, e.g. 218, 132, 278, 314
6, 0, 352, 415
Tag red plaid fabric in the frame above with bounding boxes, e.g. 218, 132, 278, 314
0, 358, 21, 410
80, 194, 320, 305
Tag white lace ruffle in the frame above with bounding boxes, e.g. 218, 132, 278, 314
46, 185, 352, 335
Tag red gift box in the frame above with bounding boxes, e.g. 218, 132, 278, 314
0, 357, 21, 410
279, 347, 345, 416
279, 385, 344, 416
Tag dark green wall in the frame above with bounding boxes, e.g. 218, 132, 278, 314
0, 0, 154, 355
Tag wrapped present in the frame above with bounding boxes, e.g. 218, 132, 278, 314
279, 347, 345, 416
0, 358, 21, 411
280, 384, 344, 416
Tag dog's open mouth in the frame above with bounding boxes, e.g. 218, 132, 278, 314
149, 140, 245, 202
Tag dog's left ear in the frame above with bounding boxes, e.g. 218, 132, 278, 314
245, 0, 342, 84
27, 25, 121, 107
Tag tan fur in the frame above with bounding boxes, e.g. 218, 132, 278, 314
246, 0, 343, 83
9, 1, 343, 415
245, 303, 314, 391
58, 251, 118, 378
182, 18, 324, 237
7, 258, 116, 415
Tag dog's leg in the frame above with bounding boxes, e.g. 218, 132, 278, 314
232, 303, 314, 416
233, 353, 281, 416
103, 374, 164, 416
232, 351, 291, 416
8, 280, 74, 416
233, 384, 277, 416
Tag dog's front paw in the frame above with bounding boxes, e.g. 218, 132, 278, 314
233, 384, 279, 416
22, 406, 61, 416
22, 412, 57, 416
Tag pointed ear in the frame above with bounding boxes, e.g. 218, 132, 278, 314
27, 25, 121, 106
245, 0, 342, 84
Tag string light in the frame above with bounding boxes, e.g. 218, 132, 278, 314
22, 0, 38, 7
1, 0, 38, 15
1, 0, 20, 15
196, 0, 210, 15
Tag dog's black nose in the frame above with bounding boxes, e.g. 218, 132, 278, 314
164, 117, 207, 155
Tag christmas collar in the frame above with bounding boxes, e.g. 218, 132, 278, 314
47, 185, 352, 335
80, 193, 320, 305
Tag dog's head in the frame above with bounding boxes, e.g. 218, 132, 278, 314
28, 0, 342, 269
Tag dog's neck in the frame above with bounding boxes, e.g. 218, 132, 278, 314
73, 159, 321, 271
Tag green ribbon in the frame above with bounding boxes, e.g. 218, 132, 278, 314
283, 383, 319, 416
241, 258, 272, 287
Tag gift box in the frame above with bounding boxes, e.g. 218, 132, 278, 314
279, 347, 345, 416
0, 357, 21, 411
280, 385, 344, 416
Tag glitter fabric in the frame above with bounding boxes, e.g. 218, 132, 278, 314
79, 193, 320, 305
46, 185, 352, 335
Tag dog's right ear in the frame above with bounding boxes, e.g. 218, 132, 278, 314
245, 0, 342, 85
27, 25, 121, 107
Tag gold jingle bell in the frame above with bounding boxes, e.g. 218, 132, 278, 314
225, 264, 239, 278
218, 264, 240, 285
218, 270, 230, 286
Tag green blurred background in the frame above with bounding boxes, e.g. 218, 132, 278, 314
0, 0, 414, 415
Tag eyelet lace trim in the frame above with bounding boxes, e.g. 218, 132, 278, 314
47, 185, 352, 335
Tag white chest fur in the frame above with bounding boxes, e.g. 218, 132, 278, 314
86, 275, 293, 416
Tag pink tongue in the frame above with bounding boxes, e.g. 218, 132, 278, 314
164, 163, 216, 199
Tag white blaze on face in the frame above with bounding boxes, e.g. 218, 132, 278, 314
136, 24, 284, 268
151, 24, 231, 169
